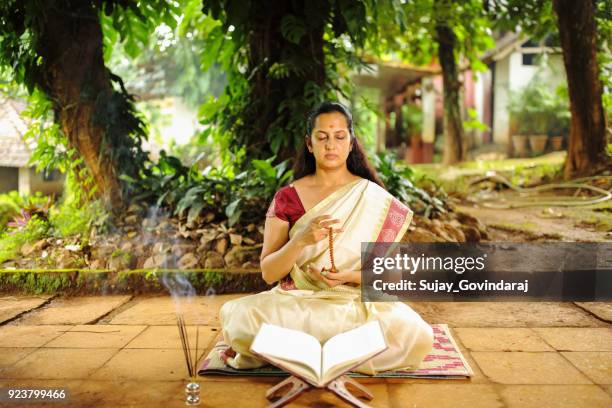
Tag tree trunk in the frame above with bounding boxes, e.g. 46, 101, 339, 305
553, 0, 609, 178
35, 4, 123, 206
436, 24, 465, 165
231, 0, 328, 166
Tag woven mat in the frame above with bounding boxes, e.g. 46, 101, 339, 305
198, 324, 473, 379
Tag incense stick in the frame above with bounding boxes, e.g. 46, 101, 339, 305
176, 313, 193, 377
193, 326, 199, 381
183, 315, 194, 377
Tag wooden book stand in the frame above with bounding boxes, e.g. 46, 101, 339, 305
265, 374, 374, 408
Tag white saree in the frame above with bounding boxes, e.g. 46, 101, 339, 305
219, 178, 434, 375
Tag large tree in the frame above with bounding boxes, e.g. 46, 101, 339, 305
0, 1, 175, 206
552, 0, 609, 177
435, 3, 466, 165
489, 0, 610, 178
198, 0, 400, 168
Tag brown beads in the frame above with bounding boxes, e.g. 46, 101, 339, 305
321, 226, 338, 274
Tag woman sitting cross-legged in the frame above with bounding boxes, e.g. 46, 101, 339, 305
219, 101, 434, 375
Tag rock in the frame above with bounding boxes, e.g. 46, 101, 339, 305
120, 242, 134, 252
199, 230, 219, 249
441, 222, 466, 242
124, 214, 139, 225
455, 211, 488, 233
429, 219, 454, 242
91, 245, 116, 261
65, 244, 81, 252
203, 251, 225, 269
20, 243, 35, 257
152, 242, 171, 254
241, 260, 260, 269
33, 239, 50, 252
142, 218, 156, 229
57, 249, 78, 268
127, 203, 144, 215
178, 253, 198, 269
172, 243, 195, 257
89, 259, 106, 269
143, 254, 169, 269
214, 237, 229, 255
229, 233, 243, 246
460, 225, 481, 242
107, 253, 133, 270
402, 227, 447, 243
224, 246, 259, 268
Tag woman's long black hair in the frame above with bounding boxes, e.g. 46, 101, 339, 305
292, 101, 385, 189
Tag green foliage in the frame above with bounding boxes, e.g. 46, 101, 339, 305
372, 152, 447, 219
196, 0, 391, 168
125, 151, 293, 227
48, 176, 107, 238
463, 108, 489, 133
0, 216, 49, 264
370, 0, 494, 73
508, 75, 570, 135
488, 0, 557, 41
104, 1, 226, 110
100, 0, 181, 60
401, 104, 424, 134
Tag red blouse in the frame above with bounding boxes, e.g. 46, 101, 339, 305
265, 184, 306, 229
265, 184, 305, 289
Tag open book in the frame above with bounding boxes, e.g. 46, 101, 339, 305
249, 320, 388, 388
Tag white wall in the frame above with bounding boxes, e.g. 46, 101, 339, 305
493, 56, 511, 144
492, 51, 565, 144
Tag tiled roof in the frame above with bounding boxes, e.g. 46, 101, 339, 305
0, 97, 34, 168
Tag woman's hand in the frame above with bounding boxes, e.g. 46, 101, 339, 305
293, 214, 343, 248
307, 265, 360, 287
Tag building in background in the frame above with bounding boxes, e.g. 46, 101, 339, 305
0, 97, 64, 196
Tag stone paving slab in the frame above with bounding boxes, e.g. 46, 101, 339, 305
0, 295, 610, 407
499, 385, 612, 408
408, 301, 606, 327
0, 347, 37, 369
1, 348, 119, 380
0, 325, 69, 347
124, 325, 218, 349
109, 294, 244, 325
45, 325, 147, 349
90, 348, 208, 381
532, 328, 612, 351
561, 352, 612, 384
575, 302, 612, 322
17, 296, 131, 325
471, 351, 593, 384
0, 296, 52, 324
454, 328, 554, 351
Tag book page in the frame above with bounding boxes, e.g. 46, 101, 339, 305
250, 323, 322, 378
321, 320, 387, 380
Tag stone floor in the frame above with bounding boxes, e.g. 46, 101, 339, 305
0, 295, 611, 407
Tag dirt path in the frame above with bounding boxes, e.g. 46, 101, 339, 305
456, 193, 611, 242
